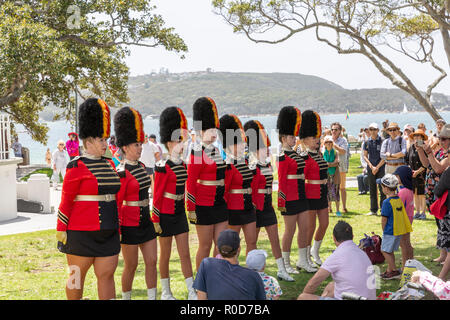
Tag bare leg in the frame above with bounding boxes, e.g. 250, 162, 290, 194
139, 239, 158, 289
121, 244, 139, 293
174, 232, 194, 279
93, 255, 119, 300
282, 214, 298, 252
265, 224, 282, 260
158, 236, 173, 279
241, 221, 257, 255
195, 225, 214, 270
65, 254, 94, 300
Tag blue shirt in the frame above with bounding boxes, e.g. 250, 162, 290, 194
381, 196, 398, 235
363, 136, 384, 167
193, 258, 266, 300
380, 136, 407, 165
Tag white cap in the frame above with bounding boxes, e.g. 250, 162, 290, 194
368, 123, 378, 129
246, 249, 267, 271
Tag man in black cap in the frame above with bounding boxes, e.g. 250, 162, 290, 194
193, 229, 266, 300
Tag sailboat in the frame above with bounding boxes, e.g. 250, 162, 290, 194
402, 104, 408, 113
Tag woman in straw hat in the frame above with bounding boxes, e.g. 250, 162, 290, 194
407, 129, 428, 220
114, 107, 157, 300
56, 98, 122, 300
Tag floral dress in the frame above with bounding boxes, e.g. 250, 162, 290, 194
258, 272, 282, 300
425, 148, 448, 209
323, 148, 340, 202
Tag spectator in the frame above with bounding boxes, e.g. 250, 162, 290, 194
363, 123, 386, 216
148, 134, 162, 161
403, 124, 414, 152
331, 122, 349, 213
393, 166, 415, 270
246, 249, 283, 300
357, 170, 369, 195
412, 270, 450, 300
377, 174, 412, 280
407, 129, 428, 220
193, 229, 266, 300
430, 119, 446, 152
45, 148, 52, 167
65, 132, 80, 160
108, 135, 121, 166
140, 133, 160, 197
11, 136, 22, 158
323, 136, 341, 216
433, 165, 450, 280
52, 140, 69, 184
183, 129, 196, 163
298, 220, 376, 300
417, 124, 450, 264
380, 122, 407, 174
381, 120, 390, 139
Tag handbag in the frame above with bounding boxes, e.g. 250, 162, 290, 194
430, 190, 448, 220
358, 232, 385, 265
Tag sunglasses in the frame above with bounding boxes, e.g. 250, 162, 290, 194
439, 137, 449, 141
331, 128, 339, 132
369, 128, 378, 131
387, 128, 398, 132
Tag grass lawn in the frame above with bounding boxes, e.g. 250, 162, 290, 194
0, 187, 443, 300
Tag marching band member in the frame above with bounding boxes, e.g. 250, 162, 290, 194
151, 106, 196, 300
114, 107, 157, 300
276, 106, 317, 273
300, 110, 329, 266
56, 98, 121, 300
187, 97, 228, 270
244, 120, 294, 282
220, 114, 257, 255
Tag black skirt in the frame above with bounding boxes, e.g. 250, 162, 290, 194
121, 222, 157, 245
412, 176, 425, 195
256, 206, 278, 228
308, 195, 329, 211
159, 211, 189, 237
228, 208, 256, 226
58, 229, 121, 257
193, 204, 229, 226
284, 199, 309, 216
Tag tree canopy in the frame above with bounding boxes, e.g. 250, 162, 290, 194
212, 0, 449, 121
0, 0, 187, 143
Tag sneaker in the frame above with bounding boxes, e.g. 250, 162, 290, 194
365, 211, 377, 216
336, 211, 342, 217
420, 213, 427, 220
381, 270, 401, 280
413, 212, 421, 219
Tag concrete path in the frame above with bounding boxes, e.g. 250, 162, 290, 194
0, 178, 358, 237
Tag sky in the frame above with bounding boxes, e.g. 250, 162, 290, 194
125, 0, 450, 96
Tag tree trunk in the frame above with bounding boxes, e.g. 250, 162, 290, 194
440, 26, 450, 68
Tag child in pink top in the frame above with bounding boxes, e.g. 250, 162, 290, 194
412, 270, 450, 300
393, 166, 414, 270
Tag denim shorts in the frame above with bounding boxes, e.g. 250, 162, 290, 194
381, 234, 402, 253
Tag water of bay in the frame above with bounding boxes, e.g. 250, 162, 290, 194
17, 110, 450, 164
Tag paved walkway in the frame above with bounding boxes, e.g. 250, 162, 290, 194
0, 178, 358, 237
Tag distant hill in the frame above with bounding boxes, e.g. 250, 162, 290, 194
127, 71, 450, 117
39, 71, 450, 120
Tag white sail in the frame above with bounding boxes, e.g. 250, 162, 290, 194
402, 104, 408, 113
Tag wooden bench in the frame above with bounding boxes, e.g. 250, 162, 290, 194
348, 141, 362, 153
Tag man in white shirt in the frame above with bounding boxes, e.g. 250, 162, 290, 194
140, 134, 161, 197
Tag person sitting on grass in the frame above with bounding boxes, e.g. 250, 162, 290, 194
297, 220, 376, 300
193, 229, 266, 300
377, 174, 413, 280
246, 249, 283, 300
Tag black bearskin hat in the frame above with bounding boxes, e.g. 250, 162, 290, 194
159, 106, 189, 144
78, 98, 111, 140
276, 106, 302, 136
299, 110, 322, 139
219, 114, 246, 148
193, 97, 220, 131
113, 107, 145, 148
244, 120, 271, 153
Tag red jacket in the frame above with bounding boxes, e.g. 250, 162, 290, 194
277, 149, 306, 209
57, 156, 121, 232
116, 161, 152, 227
186, 144, 227, 212
224, 159, 256, 211
303, 151, 329, 199
151, 159, 188, 223
251, 163, 274, 212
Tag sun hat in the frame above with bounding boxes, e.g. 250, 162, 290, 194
387, 122, 400, 130
323, 135, 333, 143
246, 249, 268, 271
376, 174, 399, 189
409, 129, 428, 141
439, 124, 450, 138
